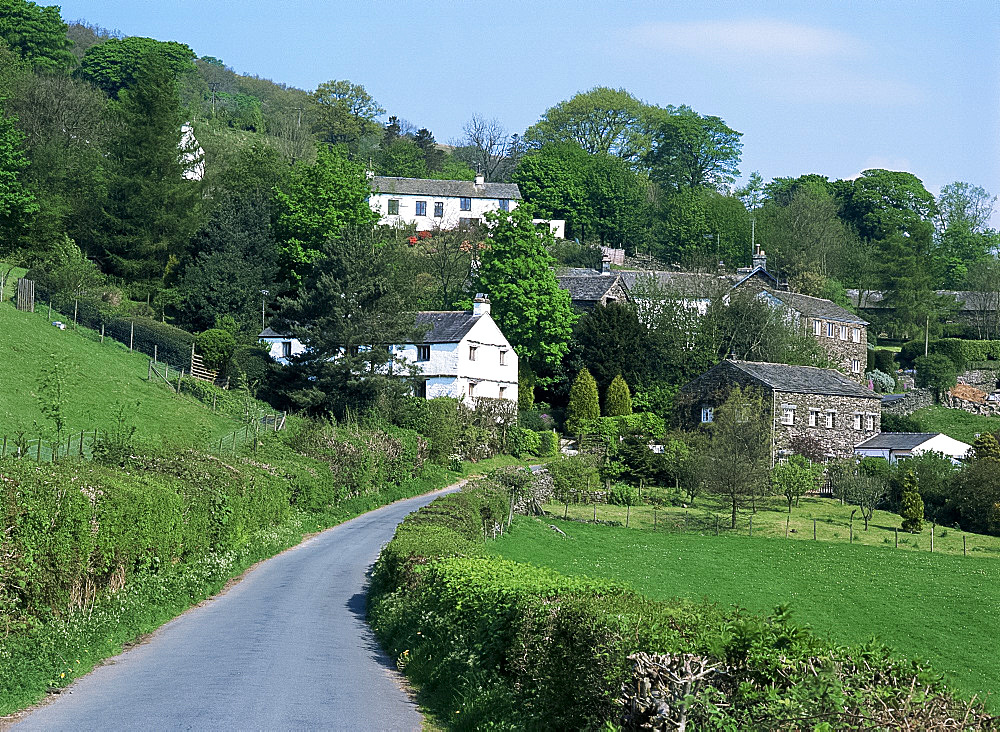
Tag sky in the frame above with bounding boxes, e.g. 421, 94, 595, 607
54, 0, 1000, 227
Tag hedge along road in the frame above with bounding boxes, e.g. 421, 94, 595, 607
13, 485, 464, 731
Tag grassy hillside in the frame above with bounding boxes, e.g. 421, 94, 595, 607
0, 302, 240, 448
493, 518, 1000, 707
910, 404, 1000, 444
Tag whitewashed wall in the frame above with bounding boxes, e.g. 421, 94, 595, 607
260, 335, 307, 365
370, 192, 519, 231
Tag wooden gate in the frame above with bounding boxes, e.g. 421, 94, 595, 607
15, 278, 34, 312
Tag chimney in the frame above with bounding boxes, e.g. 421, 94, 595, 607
472, 293, 490, 316
601, 256, 611, 274
474, 173, 485, 187
752, 243, 767, 271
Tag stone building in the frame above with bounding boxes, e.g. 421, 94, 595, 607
761, 290, 869, 382
678, 359, 881, 461
556, 260, 631, 311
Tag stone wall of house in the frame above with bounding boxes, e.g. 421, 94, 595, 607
942, 392, 1000, 416
806, 318, 868, 383
881, 388, 934, 416
957, 369, 1000, 391
676, 365, 763, 427
773, 391, 880, 459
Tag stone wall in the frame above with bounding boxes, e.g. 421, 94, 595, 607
805, 317, 868, 383
773, 390, 880, 459
957, 369, 1000, 391
942, 392, 1000, 417
881, 388, 934, 416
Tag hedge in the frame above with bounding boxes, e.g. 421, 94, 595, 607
900, 338, 1000, 369
369, 478, 991, 730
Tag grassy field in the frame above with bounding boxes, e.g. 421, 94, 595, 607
493, 517, 1000, 707
0, 301, 242, 449
910, 404, 1000, 444
543, 490, 1000, 559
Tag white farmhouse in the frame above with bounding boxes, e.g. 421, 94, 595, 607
370, 174, 521, 231
854, 432, 972, 464
258, 296, 518, 406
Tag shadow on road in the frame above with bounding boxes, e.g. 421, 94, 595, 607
347, 588, 401, 674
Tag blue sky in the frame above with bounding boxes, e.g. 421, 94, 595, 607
56, 0, 1000, 226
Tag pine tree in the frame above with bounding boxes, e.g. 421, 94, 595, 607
566, 367, 600, 434
971, 433, 1000, 463
899, 469, 924, 533
604, 373, 632, 416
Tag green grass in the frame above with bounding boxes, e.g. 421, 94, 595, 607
492, 517, 1000, 707
544, 491, 1000, 558
0, 301, 241, 449
910, 404, 1000, 444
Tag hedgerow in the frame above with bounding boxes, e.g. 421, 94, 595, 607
368, 477, 993, 730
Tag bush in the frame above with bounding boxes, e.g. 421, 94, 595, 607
900, 338, 1000, 369
566, 368, 600, 434
607, 482, 639, 506
509, 427, 541, 457
867, 369, 895, 393
915, 353, 958, 398
869, 348, 897, 374
196, 328, 237, 372
229, 344, 271, 388
604, 374, 632, 417
881, 413, 923, 432
536, 430, 558, 458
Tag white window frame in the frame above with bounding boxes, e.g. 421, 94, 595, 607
866, 414, 876, 431
468, 381, 476, 397
701, 406, 714, 424
840, 324, 848, 341
852, 327, 861, 343
826, 322, 835, 338
781, 404, 796, 426
853, 413, 863, 430
433, 201, 444, 218
498, 386, 506, 399
459, 196, 472, 211
813, 320, 822, 336
809, 409, 819, 428
825, 411, 836, 429
852, 358, 861, 373
415, 200, 427, 217
468, 345, 477, 361
387, 199, 400, 215
499, 349, 507, 365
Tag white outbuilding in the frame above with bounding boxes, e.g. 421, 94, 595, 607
854, 432, 972, 464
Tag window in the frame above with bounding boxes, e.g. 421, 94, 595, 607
459, 197, 472, 211
499, 386, 507, 399
415, 200, 427, 216
498, 198, 509, 212
852, 358, 861, 373
840, 325, 848, 341
852, 327, 861, 343
415, 380, 427, 399
387, 199, 400, 215
459, 217, 481, 227
781, 405, 795, 425
499, 349, 507, 365
468, 381, 476, 397
825, 411, 835, 429
434, 201, 444, 218
826, 322, 835, 338
468, 346, 477, 361
866, 414, 875, 431
853, 413, 863, 430
416, 344, 430, 362
281, 341, 292, 358
813, 320, 822, 336
809, 409, 820, 427
701, 406, 714, 423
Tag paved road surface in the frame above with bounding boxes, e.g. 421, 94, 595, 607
14, 486, 458, 731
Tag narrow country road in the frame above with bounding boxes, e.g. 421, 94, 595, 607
13, 485, 461, 732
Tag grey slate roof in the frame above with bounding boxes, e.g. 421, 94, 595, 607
372, 176, 522, 200
855, 433, 940, 450
725, 360, 877, 398
414, 311, 481, 343
259, 327, 287, 338
555, 274, 624, 303
846, 289, 997, 312
766, 290, 868, 325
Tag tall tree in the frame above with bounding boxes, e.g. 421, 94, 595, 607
474, 206, 576, 379
272, 227, 422, 418
0, 0, 74, 71
524, 87, 648, 161
604, 373, 632, 417
899, 470, 924, 534
644, 106, 742, 192
572, 302, 650, 390
513, 142, 593, 240
936, 181, 996, 235
77, 37, 197, 97
0, 110, 39, 300
455, 114, 515, 181
835, 169, 936, 243
308, 79, 384, 153
566, 367, 600, 434
271, 144, 379, 284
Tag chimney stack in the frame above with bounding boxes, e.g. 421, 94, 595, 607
474, 173, 485, 187
472, 293, 490, 316
752, 243, 767, 271
601, 256, 611, 274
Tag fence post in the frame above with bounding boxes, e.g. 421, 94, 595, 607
930, 524, 934, 553
749, 516, 752, 538
212, 393, 217, 412
177, 368, 182, 393
73, 299, 78, 328
894, 528, 898, 548
154, 344, 157, 364
79, 432, 84, 457
964, 535, 967, 556
850, 518, 853, 544
593, 502, 597, 522
626, 504, 630, 528
219, 437, 224, 455
148, 360, 152, 381
36, 437, 41, 462
47, 301, 51, 320
785, 516, 789, 538
813, 519, 817, 540
130, 320, 134, 350
101, 323, 105, 343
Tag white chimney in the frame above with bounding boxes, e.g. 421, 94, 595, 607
472, 293, 490, 316
474, 173, 485, 186
601, 256, 611, 274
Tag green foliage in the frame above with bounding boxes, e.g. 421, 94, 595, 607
308, 78, 384, 152
523, 87, 647, 160
971, 432, 1000, 462
914, 353, 957, 398
899, 470, 924, 533
271, 145, 379, 284
35, 353, 70, 439
77, 36, 197, 97
902, 338, 1000, 369
603, 373, 632, 417
508, 427, 541, 458
475, 206, 576, 376
0, 110, 39, 240
536, 430, 558, 458
866, 368, 895, 393
606, 482, 639, 506
644, 105, 743, 192
517, 365, 535, 410
771, 455, 822, 513
195, 328, 237, 371
566, 367, 600, 434
880, 413, 923, 433
0, 0, 74, 71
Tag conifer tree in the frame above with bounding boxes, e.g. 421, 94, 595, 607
566, 367, 600, 434
971, 433, 1000, 462
604, 373, 633, 416
899, 469, 924, 533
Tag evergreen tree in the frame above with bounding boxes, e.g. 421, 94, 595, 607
604, 373, 632, 416
566, 367, 600, 434
899, 470, 924, 533
971, 433, 1000, 462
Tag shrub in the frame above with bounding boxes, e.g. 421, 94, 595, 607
867, 369, 895, 393
915, 354, 957, 399
566, 368, 600, 434
869, 348, 897, 374
229, 344, 271, 387
899, 470, 924, 533
509, 427, 541, 457
607, 482, 639, 506
536, 430, 558, 458
196, 328, 237, 372
604, 374, 632, 417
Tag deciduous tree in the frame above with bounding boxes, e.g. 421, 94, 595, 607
644, 106, 742, 192
77, 36, 197, 97
0, 0, 74, 71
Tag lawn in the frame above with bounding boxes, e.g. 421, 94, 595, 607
542, 490, 1000, 559
910, 404, 1000, 444
492, 517, 1000, 707
0, 301, 242, 450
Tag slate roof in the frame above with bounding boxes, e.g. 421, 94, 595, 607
618, 270, 726, 296
855, 433, 941, 450
414, 311, 481, 343
846, 289, 997, 312
766, 290, 868, 325
555, 274, 625, 303
372, 176, 522, 200
724, 360, 877, 398
259, 327, 287, 338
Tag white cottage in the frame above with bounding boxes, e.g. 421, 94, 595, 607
854, 432, 972, 464
259, 297, 518, 407
370, 175, 521, 231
